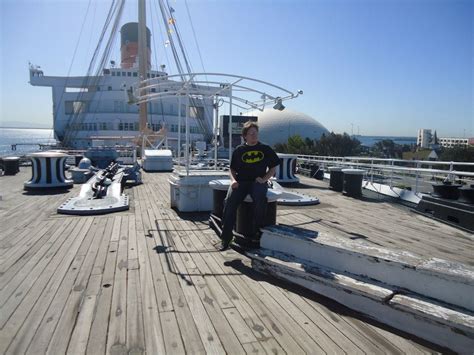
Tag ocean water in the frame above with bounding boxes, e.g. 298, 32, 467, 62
0, 128, 417, 157
354, 135, 417, 147
0, 128, 56, 157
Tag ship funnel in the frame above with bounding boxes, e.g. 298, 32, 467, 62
120, 22, 151, 70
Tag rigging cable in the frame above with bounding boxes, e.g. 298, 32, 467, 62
157, 0, 185, 79
182, 1, 216, 142
184, 0, 207, 77
148, 0, 167, 130
164, 1, 213, 140
62, 0, 119, 146
64, 0, 126, 146
49, 0, 93, 144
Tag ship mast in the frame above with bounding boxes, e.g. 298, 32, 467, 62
138, 0, 148, 134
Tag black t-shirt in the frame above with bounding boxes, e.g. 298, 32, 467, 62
230, 142, 280, 182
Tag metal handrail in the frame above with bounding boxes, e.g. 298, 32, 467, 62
298, 158, 474, 177
297, 154, 474, 167
296, 154, 474, 195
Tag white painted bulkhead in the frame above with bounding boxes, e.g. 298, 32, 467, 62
29, 67, 214, 150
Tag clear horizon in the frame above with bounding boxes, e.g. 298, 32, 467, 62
1, 0, 472, 138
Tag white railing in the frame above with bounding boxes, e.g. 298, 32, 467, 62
296, 155, 474, 198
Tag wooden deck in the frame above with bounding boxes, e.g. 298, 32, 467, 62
1, 167, 470, 354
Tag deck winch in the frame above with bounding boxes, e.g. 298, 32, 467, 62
58, 162, 130, 215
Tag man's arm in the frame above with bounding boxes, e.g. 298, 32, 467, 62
230, 168, 239, 189
255, 166, 276, 184
230, 168, 238, 182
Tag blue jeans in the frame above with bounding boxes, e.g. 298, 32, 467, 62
221, 181, 268, 243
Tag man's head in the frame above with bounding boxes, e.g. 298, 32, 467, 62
242, 121, 259, 146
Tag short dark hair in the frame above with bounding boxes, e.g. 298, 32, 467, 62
241, 121, 259, 137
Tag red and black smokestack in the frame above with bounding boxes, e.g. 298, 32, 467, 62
120, 22, 151, 69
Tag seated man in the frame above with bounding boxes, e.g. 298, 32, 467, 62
220, 121, 280, 250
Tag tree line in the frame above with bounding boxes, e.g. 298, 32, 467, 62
274, 132, 362, 156
273, 133, 474, 163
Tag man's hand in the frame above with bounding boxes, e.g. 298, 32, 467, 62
231, 180, 239, 189
255, 177, 266, 184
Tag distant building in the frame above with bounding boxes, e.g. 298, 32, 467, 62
417, 129, 432, 148
438, 137, 473, 148
427, 150, 438, 161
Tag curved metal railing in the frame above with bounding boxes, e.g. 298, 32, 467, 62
296, 154, 474, 197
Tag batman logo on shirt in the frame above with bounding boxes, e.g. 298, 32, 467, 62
242, 150, 264, 164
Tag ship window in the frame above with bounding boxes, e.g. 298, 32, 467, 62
108, 86, 112, 91
151, 74, 155, 78
112, 72, 116, 76
151, 88, 156, 93
154, 103, 162, 114
114, 100, 124, 112
122, 72, 126, 76
127, 72, 131, 77
133, 72, 138, 77
65, 101, 87, 114
190, 106, 204, 120
119, 123, 123, 131
167, 104, 176, 115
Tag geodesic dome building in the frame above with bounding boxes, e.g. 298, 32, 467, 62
248, 108, 329, 147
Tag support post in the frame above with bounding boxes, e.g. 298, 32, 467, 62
228, 86, 233, 162
415, 161, 420, 195
214, 97, 219, 169
178, 95, 182, 168
390, 159, 394, 188
185, 92, 190, 176
138, 0, 148, 134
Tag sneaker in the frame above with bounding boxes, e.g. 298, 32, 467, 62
219, 238, 232, 251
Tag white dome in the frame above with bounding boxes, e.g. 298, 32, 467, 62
249, 108, 329, 147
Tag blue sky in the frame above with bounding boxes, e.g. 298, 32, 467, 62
1, 0, 472, 137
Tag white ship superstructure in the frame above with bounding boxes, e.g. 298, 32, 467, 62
29, 22, 213, 151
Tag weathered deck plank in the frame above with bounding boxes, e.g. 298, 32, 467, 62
67, 274, 103, 355
157, 227, 226, 354
0, 217, 93, 354
106, 216, 129, 355
0, 219, 73, 294
86, 235, 119, 354
132, 188, 167, 355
